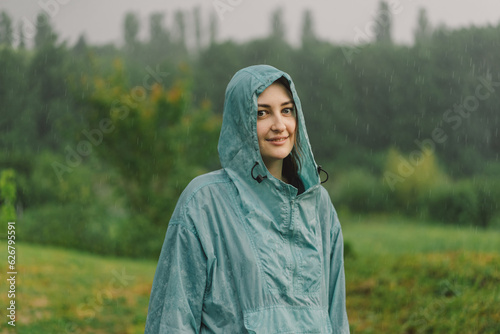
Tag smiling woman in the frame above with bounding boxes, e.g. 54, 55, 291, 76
145, 65, 349, 333
256, 78, 297, 183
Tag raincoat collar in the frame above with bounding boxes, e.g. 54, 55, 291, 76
218, 65, 320, 198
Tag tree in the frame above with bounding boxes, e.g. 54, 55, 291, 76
17, 21, 25, 49
73, 34, 87, 54
0, 11, 13, 47
301, 9, 316, 48
173, 10, 187, 54
123, 12, 140, 51
34, 13, 57, 49
209, 11, 218, 46
85, 63, 221, 231
270, 7, 286, 41
414, 8, 432, 45
193, 6, 202, 53
374, 1, 392, 44
149, 12, 167, 42
0, 47, 30, 151
28, 32, 82, 151
144, 12, 172, 64
193, 41, 242, 112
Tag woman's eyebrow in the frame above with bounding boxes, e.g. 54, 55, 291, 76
257, 100, 294, 108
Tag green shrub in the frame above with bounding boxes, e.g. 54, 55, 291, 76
18, 151, 124, 255
383, 147, 449, 212
0, 169, 16, 222
490, 214, 500, 230
14, 151, 170, 258
343, 240, 355, 259
473, 176, 500, 228
113, 214, 167, 258
20, 203, 117, 254
332, 168, 390, 213
418, 176, 500, 228
423, 180, 479, 226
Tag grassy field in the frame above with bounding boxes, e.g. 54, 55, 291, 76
0, 242, 156, 333
341, 214, 500, 333
0, 215, 499, 333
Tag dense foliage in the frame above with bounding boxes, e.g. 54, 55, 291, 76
1, 5, 499, 256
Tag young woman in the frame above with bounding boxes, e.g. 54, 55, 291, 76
145, 65, 349, 333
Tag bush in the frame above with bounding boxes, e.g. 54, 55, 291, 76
15, 150, 173, 258
331, 168, 390, 213
383, 147, 448, 212
490, 214, 500, 230
329, 148, 499, 228
113, 214, 167, 258
423, 180, 479, 226
473, 176, 500, 228
418, 176, 500, 228
18, 151, 123, 255
20, 203, 115, 254
0, 169, 16, 223
344, 240, 355, 259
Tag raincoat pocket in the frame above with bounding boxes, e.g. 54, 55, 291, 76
244, 210, 323, 294
243, 306, 332, 334
292, 217, 323, 293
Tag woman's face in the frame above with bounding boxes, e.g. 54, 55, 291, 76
256, 82, 296, 168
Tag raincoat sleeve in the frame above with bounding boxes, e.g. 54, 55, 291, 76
328, 209, 350, 334
145, 220, 207, 334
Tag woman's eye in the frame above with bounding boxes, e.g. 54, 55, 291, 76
257, 110, 267, 117
282, 108, 294, 115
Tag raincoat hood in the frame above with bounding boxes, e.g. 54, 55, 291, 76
218, 65, 320, 193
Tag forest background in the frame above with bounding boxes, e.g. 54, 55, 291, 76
0, 1, 499, 332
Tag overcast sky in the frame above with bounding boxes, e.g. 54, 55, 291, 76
1, 0, 500, 47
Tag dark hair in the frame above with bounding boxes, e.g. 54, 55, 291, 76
274, 77, 303, 183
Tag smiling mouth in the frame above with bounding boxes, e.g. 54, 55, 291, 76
266, 136, 288, 142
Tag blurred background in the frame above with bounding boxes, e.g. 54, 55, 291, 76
0, 0, 499, 333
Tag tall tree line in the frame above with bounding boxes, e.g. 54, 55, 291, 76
0, 3, 499, 255
1, 4, 499, 183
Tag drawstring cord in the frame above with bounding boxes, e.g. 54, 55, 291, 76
251, 162, 267, 183
252, 161, 328, 185
317, 165, 329, 184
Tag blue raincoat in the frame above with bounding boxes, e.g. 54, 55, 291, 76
145, 65, 349, 333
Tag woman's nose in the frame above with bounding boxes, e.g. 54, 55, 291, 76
271, 114, 286, 132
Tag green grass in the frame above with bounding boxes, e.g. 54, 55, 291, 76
341, 213, 500, 255
341, 214, 500, 333
0, 215, 499, 333
0, 243, 156, 334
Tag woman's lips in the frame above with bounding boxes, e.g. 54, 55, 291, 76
266, 136, 289, 145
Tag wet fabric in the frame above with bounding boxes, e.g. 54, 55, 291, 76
145, 65, 350, 333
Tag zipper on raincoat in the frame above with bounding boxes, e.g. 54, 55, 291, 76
288, 199, 300, 291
